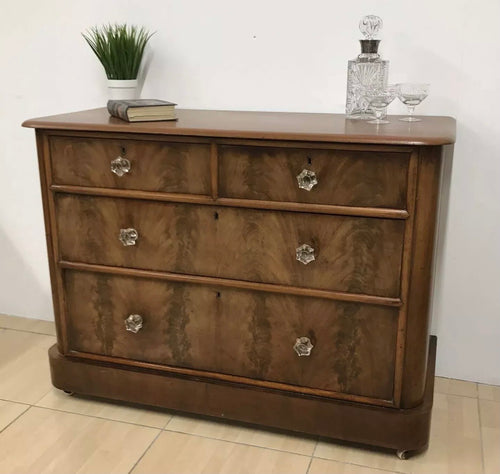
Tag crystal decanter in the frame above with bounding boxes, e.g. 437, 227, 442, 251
345, 15, 389, 119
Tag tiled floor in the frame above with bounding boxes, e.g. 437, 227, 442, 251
0, 314, 498, 474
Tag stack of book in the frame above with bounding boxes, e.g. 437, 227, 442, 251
107, 99, 177, 122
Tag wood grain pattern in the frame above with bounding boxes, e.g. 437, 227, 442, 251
393, 150, 420, 407
25, 108, 454, 453
50, 135, 211, 194
64, 270, 398, 401
400, 146, 444, 408
59, 261, 402, 307
219, 145, 409, 209
23, 108, 457, 146
36, 132, 69, 353
48, 338, 437, 452
51, 184, 409, 219
55, 195, 405, 297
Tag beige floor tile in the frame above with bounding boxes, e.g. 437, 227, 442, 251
434, 376, 478, 398
132, 430, 311, 474
36, 387, 172, 428
405, 393, 483, 474
166, 414, 316, 455
0, 400, 29, 431
0, 313, 56, 336
478, 383, 500, 402
0, 329, 55, 403
479, 399, 500, 474
315, 393, 483, 474
315, 440, 409, 473
0, 406, 159, 474
309, 458, 400, 474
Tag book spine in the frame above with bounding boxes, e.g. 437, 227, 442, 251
107, 101, 131, 122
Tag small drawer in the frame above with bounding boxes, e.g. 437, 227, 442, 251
56, 195, 404, 297
64, 270, 399, 402
218, 145, 409, 209
50, 136, 211, 194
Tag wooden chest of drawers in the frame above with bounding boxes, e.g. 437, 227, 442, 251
24, 109, 455, 457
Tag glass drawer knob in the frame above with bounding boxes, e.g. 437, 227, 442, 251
296, 244, 315, 265
119, 228, 138, 246
125, 314, 143, 333
297, 169, 318, 191
111, 157, 131, 177
294, 337, 313, 357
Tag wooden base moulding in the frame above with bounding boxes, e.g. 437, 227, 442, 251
49, 336, 437, 456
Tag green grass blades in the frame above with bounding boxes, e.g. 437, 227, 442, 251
82, 24, 154, 80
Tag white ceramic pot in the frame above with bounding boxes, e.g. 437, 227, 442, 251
107, 79, 139, 100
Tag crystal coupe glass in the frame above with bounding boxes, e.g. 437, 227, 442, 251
366, 85, 398, 124
397, 83, 430, 122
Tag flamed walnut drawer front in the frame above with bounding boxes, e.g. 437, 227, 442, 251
56, 194, 405, 297
64, 270, 399, 402
50, 136, 211, 194
218, 145, 410, 209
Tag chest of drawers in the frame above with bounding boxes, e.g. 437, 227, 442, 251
24, 109, 455, 457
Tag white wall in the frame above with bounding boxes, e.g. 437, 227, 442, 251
1, 0, 499, 384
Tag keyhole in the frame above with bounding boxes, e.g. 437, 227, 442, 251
121, 146, 127, 156
307, 156, 312, 165
216, 291, 221, 298
214, 211, 219, 220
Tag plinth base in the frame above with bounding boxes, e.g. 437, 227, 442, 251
49, 336, 437, 455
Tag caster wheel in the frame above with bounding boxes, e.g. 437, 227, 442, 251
396, 449, 408, 460
63, 390, 74, 396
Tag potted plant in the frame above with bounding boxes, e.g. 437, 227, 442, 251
82, 23, 154, 100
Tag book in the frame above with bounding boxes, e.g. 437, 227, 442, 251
107, 99, 177, 122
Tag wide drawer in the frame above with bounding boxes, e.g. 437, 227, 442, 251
218, 145, 409, 209
50, 136, 211, 194
56, 195, 405, 297
64, 270, 399, 401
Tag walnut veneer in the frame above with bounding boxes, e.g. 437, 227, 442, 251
24, 108, 455, 457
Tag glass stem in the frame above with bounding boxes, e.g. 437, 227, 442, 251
374, 109, 383, 121
407, 105, 415, 119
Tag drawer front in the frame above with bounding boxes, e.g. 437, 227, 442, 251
219, 145, 409, 209
56, 195, 404, 297
50, 136, 211, 194
64, 270, 398, 401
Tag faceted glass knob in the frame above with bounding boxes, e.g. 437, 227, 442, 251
111, 157, 131, 177
296, 244, 315, 265
294, 337, 314, 357
125, 314, 143, 333
296, 169, 318, 191
119, 228, 138, 246
359, 15, 383, 40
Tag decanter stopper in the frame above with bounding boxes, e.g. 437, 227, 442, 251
358, 15, 383, 56
359, 15, 383, 40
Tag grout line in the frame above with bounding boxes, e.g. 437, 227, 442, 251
162, 415, 174, 429
0, 405, 31, 434
477, 398, 486, 474
128, 429, 163, 474
311, 438, 319, 457
0, 398, 32, 407
32, 388, 55, 406
0, 326, 56, 337
477, 384, 500, 401
434, 390, 479, 400
305, 456, 313, 474
435, 375, 483, 385
162, 426, 313, 458
313, 455, 407, 474
31, 404, 169, 430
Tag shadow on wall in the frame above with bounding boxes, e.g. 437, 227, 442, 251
0, 225, 53, 320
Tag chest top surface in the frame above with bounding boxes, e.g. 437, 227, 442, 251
23, 108, 456, 146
